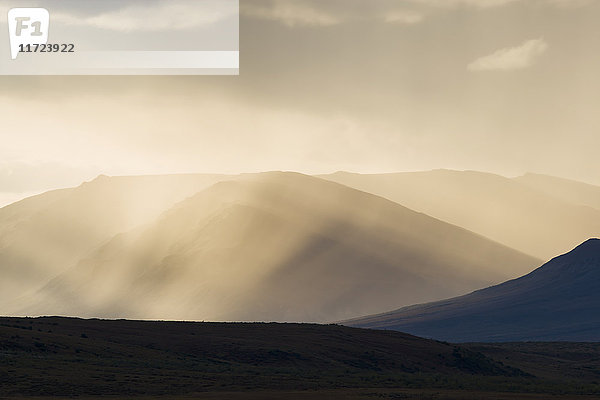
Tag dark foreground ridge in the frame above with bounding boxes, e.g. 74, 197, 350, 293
346, 239, 600, 342
1, 317, 600, 399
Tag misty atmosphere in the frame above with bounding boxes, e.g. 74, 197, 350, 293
1, 0, 600, 399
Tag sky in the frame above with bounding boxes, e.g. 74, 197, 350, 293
1, 0, 600, 205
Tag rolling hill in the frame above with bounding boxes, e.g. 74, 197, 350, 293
16, 172, 538, 322
0, 316, 523, 398
2, 317, 600, 399
514, 173, 600, 212
0, 174, 229, 307
321, 170, 600, 260
345, 239, 600, 342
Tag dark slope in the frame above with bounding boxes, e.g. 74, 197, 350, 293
18, 172, 538, 323
0, 316, 526, 397
346, 239, 600, 342
4, 317, 600, 398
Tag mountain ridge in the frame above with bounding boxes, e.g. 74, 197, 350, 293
13, 172, 539, 323
345, 238, 600, 342
515, 173, 600, 211
0, 173, 231, 306
321, 169, 600, 259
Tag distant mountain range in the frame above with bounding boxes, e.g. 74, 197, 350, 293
2, 169, 598, 328
322, 170, 600, 260
8, 172, 537, 322
514, 173, 600, 212
345, 239, 600, 342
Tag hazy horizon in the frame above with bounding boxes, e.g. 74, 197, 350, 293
2, 0, 600, 206
2, 168, 599, 209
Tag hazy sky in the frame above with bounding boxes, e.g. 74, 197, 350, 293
1, 0, 600, 204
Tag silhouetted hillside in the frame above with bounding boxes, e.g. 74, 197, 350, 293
1, 317, 600, 399
346, 239, 600, 342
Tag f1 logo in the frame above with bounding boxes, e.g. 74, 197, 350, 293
8, 8, 50, 60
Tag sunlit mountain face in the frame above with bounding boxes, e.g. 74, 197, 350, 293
0, 174, 229, 307
3, 172, 538, 322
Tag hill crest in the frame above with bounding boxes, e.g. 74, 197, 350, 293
345, 239, 600, 342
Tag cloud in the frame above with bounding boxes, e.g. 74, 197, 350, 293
409, 0, 520, 7
546, 0, 595, 7
384, 10, 424, 24
52, 0, 237, 32
242, 1, 341, 27
240, 0, 592, 28
468, 39, 549, 72
243, 1, 423, 27
408, 0, 591, 8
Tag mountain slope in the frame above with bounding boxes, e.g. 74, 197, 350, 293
321, 170, 600, 260
17, 172, 539, 322
0, 174, 229, 306
514, 173, 600, 212
345, 239, 600, 342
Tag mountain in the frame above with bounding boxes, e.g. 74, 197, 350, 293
515, 173, 600, 212
0, 174, 229, 306
345, 239, 600, 342
321, 170, 600, 260
17, 172, 538, 322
